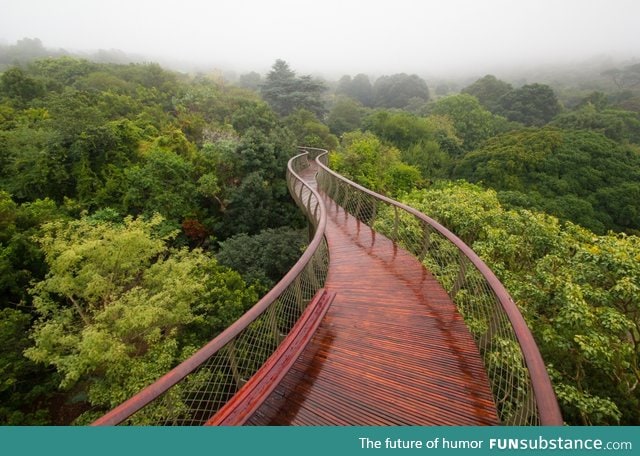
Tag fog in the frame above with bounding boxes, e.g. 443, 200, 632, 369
1, 0, 639, 77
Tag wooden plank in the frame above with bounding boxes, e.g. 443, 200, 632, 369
205, 288, 336, 425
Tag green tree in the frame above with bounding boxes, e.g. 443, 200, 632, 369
430, 93, 512, 151
237, 71, 261, 91
327, 96, 366, 136
216, 227, 306, 289
122, 148, 198, 223
461, 74, 513, 113
551, 103, 640, 144
330, 131, 422, 194
260, 60, 326, 117
336, 73, 374, 107
364, 110, 434, 150
0, 308, 55, 424
497, 83, 561, 126
602, 63, 640, 90
0, 67, 45, 105
454, 128, 640, 233
25, 214, 257, 423
283, 109, 338, 149
372, 73, 430, 109
0, 124, 71, 202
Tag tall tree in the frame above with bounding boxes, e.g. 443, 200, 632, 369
25, 215, 257, 423
372, 73, 430, 109
260, 59, 326, 117
497, 83, 561, 126
430, 93, 511, 151
327, 97, 366, 136
336, 73, 374, 107
462, 74, 513, 113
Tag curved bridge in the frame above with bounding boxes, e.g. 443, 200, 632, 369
93, 148, 562, 426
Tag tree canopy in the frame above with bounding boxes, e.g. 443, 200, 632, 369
497, 83, 562, 126
461, 74, 513, 113
453, 127, 640, 234
372, 73, 430, 109
26, 215, 257, 423
260, 59, 326, 117
429, 93, 513, 151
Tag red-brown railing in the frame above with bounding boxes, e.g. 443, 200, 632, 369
92, 151, 328, 425
310, 148, 562, 426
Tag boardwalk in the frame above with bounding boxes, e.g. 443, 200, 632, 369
247, 164, 499, 425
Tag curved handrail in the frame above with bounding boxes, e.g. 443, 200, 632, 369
92, 151, 328, 425
312, 148, 562, 426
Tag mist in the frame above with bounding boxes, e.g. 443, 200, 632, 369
1, 0, 639, 78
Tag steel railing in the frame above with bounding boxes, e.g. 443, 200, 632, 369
311, 148, 562, 426
92, 151, 328, 425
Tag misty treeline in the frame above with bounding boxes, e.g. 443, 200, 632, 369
1, 38, 640, 425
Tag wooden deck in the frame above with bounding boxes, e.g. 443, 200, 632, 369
246, 164, 499, 425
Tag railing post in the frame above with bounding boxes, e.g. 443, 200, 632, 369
343, 185, 350, 216
267, 302, 284, 345
418, 221, 431, 262
226, 340, 245, 390
306, 188, 313, 213
393, 206, 399, 241
293, 275, 306, 313
450, 254, 468, 299
371, 199, 377, 226
298, 180, 305, 205
355, 194, 362, 222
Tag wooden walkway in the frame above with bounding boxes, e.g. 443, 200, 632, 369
247, 164, 499, 425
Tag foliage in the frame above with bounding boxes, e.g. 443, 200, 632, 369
216, 227, 307, 289
336, 74, 374, 107
327, 96, 367, 136
454, 127, 640, 233
497, 83, 561, 126
551, 102, 640, 144
123, 148, 198, 222
363, 110, 456, 179
0, 57, 303, 423
0, 192, 65, 309
283, 109, 338, 150
330, 131, 422, 194
364, 110, 434, 150
25, 215, 257, 421
0, 67, 45, 105
602, 63, 640, 90
260, 59, 326, 117
0, 308, 55, 424
461, 74, 513, 113
429, 93, 514, 151
372, 73, 430, 109
397, 182, 640, 424
237, 71, 261, 91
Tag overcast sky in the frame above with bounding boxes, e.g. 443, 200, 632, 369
1, 0, 639, 76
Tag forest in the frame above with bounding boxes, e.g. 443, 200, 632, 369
1, 39, 640, 425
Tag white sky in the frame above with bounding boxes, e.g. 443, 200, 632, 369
1, 0, 639, 76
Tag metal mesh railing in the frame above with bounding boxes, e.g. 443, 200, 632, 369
92, 151, 328, 425
313, 150, 562, 426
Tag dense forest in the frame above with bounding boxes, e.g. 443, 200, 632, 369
1, 39, 640, 425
